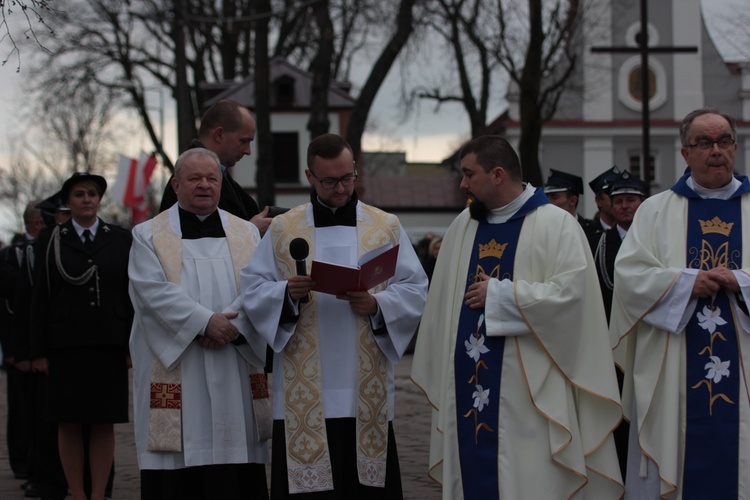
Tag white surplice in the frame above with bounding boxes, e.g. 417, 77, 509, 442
240, 208, 427, 422
129, 206, 268, 470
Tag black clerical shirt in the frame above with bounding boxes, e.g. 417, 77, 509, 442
178, 207, 226, 239
310, 191, 358, 228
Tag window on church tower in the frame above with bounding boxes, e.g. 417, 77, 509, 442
628, 66, 657, 102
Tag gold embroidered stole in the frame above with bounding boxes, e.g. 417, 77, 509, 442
271, 203, 399, 492
148, 209, 271, 451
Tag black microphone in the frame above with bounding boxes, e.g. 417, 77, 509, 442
289, 238, 310, 303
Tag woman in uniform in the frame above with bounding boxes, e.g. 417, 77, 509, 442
30, 172, 133, 500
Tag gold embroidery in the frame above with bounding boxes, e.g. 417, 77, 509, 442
478, 239, 507, 260
274, 203, 396, 492
688, 222, 736, 416
699, 216, 733, 236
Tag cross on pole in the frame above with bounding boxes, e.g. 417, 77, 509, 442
592, 0, 697, 184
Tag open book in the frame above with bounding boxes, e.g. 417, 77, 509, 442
310, 244, 399, 295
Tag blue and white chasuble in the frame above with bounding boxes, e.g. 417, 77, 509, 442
674, 177, 746, 499
454, 191, 547, 500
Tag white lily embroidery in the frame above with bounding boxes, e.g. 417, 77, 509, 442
472, 384, 490, 412
696, 305, 728, 333
465, 334, 490, 362
704, 356, 731, 383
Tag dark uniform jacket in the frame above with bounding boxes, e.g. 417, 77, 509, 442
0, 237, 33, 360
158, 139, 260, 220
588, 226, 623, 323
29, 219, 133, 357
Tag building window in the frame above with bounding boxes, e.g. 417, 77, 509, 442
628, 150, 655, 184
628, 66, 656, 102
272, 132, 300, 183
618, 56, 667, 112
274, 75, 295, 107
625, 22, 659, 48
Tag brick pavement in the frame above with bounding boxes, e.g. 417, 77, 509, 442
0, 354, 441, 499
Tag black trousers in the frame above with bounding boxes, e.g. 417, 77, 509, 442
141, 463, 268, 500
271, 418, 403, 500
6, 365, 30, 477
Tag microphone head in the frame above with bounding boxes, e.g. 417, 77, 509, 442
289, 238, 310, 261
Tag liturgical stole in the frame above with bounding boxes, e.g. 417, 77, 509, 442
454, 192, 547, 499
270, 202, 399, 493
147, 209, 271, 452
683, 196, 742, 498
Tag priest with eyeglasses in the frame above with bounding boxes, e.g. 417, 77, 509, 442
241, 134, 428, 499
611, 107, 750, 498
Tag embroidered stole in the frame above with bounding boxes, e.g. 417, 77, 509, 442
147, 210, 271, 452
683, 198, 742, 498
271, 203, 399, 493
454, 219, 523, 500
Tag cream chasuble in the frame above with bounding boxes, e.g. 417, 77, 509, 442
611, 177, 750, 498
412, 201, 623, 499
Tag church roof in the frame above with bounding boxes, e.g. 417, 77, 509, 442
361, 175, 467, 211
203, 57, 356, 110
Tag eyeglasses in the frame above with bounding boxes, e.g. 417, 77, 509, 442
687, 137, 735, 150
310, 170, 358, 189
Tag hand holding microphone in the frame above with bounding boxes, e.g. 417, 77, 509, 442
289, 238, 313, 303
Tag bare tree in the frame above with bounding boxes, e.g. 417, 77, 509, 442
254, 0, 274, 208
0, 153, 63, 238
0, 0, 57, 70
25, 75, 123, 174
416, 0, 585, 185
416, 0, 500, 139
22, 0, 429, 199
496, 0, 582, 186
297, 0, 424, 156
345, 0, 422, 159
706, 5, 750, 63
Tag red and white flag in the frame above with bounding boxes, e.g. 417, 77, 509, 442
113, 151, 158, 224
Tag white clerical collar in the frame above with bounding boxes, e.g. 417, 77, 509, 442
616, 225, 628, 240
600, 219, 612, 231
72, 218, 100, 239
687, 176, 741, 200
177, 203, 213, 221
486, 183, 535, 224
316, 195, 350, 213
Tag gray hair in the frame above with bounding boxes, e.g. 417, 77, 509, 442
173, 148, 221, 179
679, 107, 737, 147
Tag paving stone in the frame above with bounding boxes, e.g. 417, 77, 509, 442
0, 354, 441, 499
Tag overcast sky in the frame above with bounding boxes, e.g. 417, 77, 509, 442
0, 0, 745, 169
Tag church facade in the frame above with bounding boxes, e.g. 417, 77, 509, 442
498, 0, 750, 216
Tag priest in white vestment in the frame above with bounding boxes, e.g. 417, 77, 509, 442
611, 108, 750, 499
412, 136, 624, 499
129, 148, 270, 500
241, 134, 428, 499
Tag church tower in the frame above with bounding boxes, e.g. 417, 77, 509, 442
503, 0, 749, 216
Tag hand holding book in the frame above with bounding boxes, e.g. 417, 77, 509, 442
310, 244, 399, 296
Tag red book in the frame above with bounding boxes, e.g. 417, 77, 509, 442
310, 244, 399, 296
